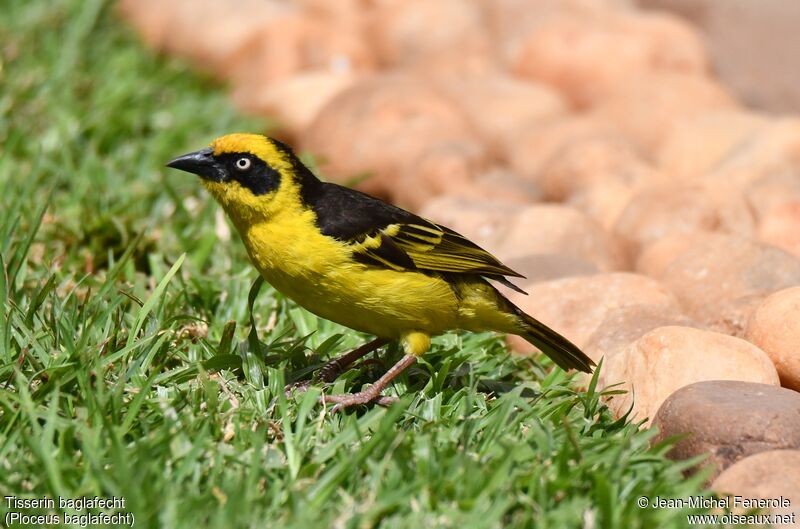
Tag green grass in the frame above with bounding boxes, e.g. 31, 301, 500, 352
0, 1, 716, 527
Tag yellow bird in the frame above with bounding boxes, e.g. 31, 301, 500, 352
167, 133, 593, 409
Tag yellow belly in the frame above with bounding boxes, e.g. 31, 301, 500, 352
240, 220, 454, 337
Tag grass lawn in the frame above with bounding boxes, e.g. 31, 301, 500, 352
0, 1, 715, 527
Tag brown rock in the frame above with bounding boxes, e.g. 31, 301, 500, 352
302, 75, 484, 198
712, 450, 800, 522
652, 381, 800, 480
507, 273, 680, 353
494, 205, 628, 271
660, 236, 800, 333
418, 196, 525, 251
656, 111, 770, 180
746, 287, 800, 391
602, 328, 780, 424
513, 11, 708, 108
613, 183, 755, 257
590, 71, 737, 152
440, 76, 567, 159
367, 0, 496, 76
583, 305, 694, 364
758, 201, 800, 259
507, 116, 626, 185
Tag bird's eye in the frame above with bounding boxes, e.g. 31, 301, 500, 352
235, 157, 251, 171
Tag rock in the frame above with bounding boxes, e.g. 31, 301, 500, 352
639, 0, 800, 113
494, 205, 628, 271
507, 116, 626, 185
367, 0, 496, 76
231, 71, 358, 139
613, 183, 755, 257
117, 0, 295, 78
536, 135, 665, 228
712, 450, 800, 522
418, 196, 525, 251
635, 231, 727, 279
583, 305, 694, 364
746, 287, 800, 391
703, 119, 800, 196
758, 201, 800, 259
465, 167, 541, 206
660, 236, 800, 333
747, 170, 800, 221
513, 11, 708, 108
226, 13, 376, 87
440, 76, 567, 159
507, 273, 680, 353
302, 75, 484, 198
656, 111, 770, 180
590, 71, 737, 152
392, 143, 489, 211
652, 381, 800, 479
503, 254, 599, 284
539, 135, 658, 201
603, 328, 780, 425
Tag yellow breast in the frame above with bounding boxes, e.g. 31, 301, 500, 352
239, 214, 461, 338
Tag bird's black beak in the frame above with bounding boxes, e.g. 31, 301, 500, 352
166, 148, 224, 181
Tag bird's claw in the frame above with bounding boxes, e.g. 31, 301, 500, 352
283, 380, 311, 398
321, 391, 397, 412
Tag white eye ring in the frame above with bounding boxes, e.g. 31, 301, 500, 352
235, 157, 251, 171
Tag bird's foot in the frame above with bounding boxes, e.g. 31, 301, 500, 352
322, 389, 398, 412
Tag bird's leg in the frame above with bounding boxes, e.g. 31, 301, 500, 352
284, 337, 388, 396
317, 337, 389, 383
322, 354, 418, 411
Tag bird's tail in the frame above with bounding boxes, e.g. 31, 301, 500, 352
494, 287, 594, 373
515, 310, 595, 373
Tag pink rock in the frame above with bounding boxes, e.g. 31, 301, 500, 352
418, 196, 525, 251
440, 76, 567, 159
657, 111, 770, 180
583, 305, 695, 364
513, 11, 709, 108
506, 272, 680, 353
660, 236, 800, 334
507, 116, 626, 185
746, 287, 800, 391
226, 13, 376, 88
484, 0, 624, 62
117, 0, 295, 78
702, 119, 800, 201
600, 326, 780, 424
539, 135, 657, 201
635, 231, 727, 279
613, 182, 755, 257
302, 75, 484, 199
231, 72, 358, 139
758, 201, 800, 258
712, 450, 800, 521
494, 205, 628, 271
367, 0, 496, 76
590, 72, 737, 152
